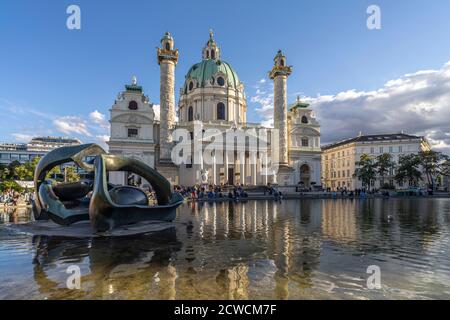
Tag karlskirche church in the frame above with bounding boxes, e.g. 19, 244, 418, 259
107, 31, 321, 187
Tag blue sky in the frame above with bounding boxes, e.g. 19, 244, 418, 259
1, 0, 450, 151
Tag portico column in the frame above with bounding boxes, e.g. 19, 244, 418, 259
224, 151, 229, 185
264, 152, 268, 185
198, 143, 204, 184
240, 153, 245, 185
213, 154, 217, 185
252, 152, 257, 185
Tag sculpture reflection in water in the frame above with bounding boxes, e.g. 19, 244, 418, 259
32, 229, 182, 299
32, 143, 183, 232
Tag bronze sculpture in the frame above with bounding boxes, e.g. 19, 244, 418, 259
32, 144, 183, 232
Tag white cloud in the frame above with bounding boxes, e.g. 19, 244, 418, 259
11, 133, 33, 142
96, 134, 110, 151
89, 110, 109, 129
251, 60, 450, 154
53, 116, 92, 137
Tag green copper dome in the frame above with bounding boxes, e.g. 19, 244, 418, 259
289, 97, 310, 111
184, 59, 241, 90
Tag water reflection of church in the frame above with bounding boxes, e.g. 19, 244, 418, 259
26, 199, 446, 299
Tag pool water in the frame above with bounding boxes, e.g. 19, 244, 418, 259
1, 198, 450, 300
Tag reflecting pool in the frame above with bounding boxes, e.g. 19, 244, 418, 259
1, 198, 450, 299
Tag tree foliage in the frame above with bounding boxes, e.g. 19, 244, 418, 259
375, 153, 395, 185
395, 154, 422, 187
418, 150, 449, 189
64, 166, 80, 183
355, 154, 376, 189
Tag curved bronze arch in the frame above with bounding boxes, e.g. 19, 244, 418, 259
33, 144, 106, 219
89, 154, 183, 232
102, 155, 172, 205
32, 144, 183, 232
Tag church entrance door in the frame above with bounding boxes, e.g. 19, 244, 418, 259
228, 168, 234, 186
300, 164, 311, 188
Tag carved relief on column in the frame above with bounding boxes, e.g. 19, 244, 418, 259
269, 50, 292, 167
157, 33, 178, 162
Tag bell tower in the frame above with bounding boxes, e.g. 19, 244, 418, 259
202, 29, 221, 60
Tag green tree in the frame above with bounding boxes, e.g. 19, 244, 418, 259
6, 161, 21, 180
0, 164, 9, 181
375, 153, 396, 187
354, 154, 376, 190
418, 150, 449, 190
0, 180, 24, 192
13, 162, 35, 181
395, 154, 422, 187
64, 166, 80, 183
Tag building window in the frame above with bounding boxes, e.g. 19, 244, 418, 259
211, 50, 215, 59
302, 138, 309, 147
128, 101, 138, 110
380, 147, 384, 153
399, 146, 403, 153
217, 77, 225, 86
217, 102, 226, 120
128, 128, 138, 138
370, 147, 374, 154
189, 81, 194, 91
389, 146, 393, 153
165, 42, 170, 50
280, 59, 285, 66
301, 116, 308, 124
188, 106, 194, 122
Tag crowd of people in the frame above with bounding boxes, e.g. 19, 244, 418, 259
174, 183, 284, 201
174, 184, 248, 200
0, 189, 34, 208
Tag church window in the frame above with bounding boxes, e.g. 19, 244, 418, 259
217, 102, 226, 120
280, 59, 285, 66
211, 50, 215, 59
206, 51, 210, 59
188, 106, 194, 122
189, 81, 194, 91
165, 42, 170, 50
301, 116, 308, 124
128, 101, 138, 110
127, 128, 138, 138
302, 138, 309, 147
217, 76, 225, 86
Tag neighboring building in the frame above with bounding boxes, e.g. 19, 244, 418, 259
107, 77, 157, 185
321, 133, 431, 190
288, 97, 322, 188
0, 136, 82, 166
108, 31, 322, 187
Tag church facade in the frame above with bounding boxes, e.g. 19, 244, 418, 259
108, 31, 321, 188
